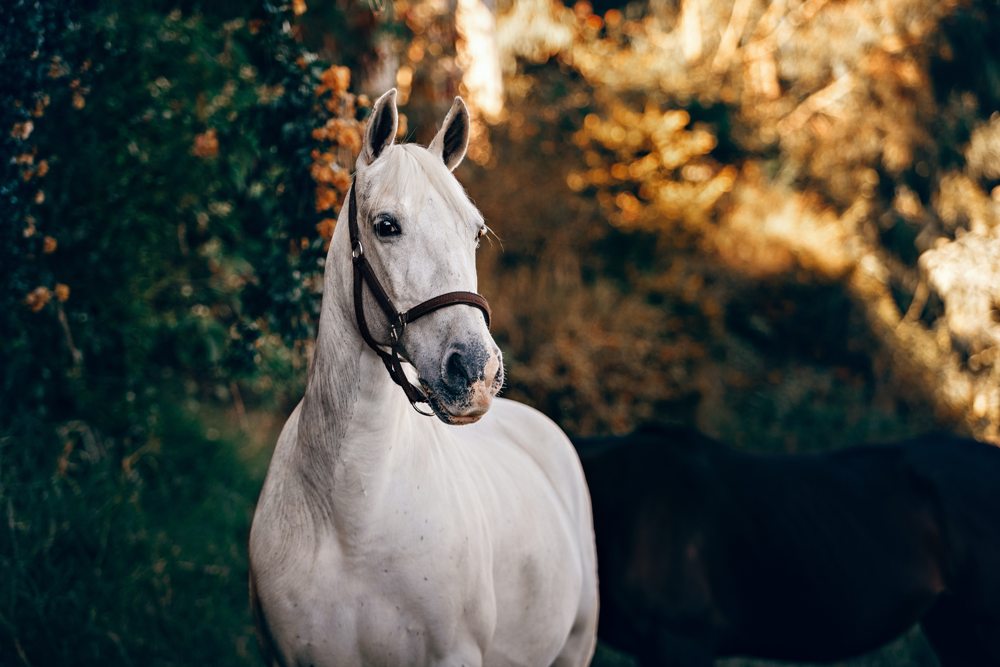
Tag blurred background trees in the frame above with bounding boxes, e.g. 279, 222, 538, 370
464, 0, 1000, 447
2, 0, 998, 665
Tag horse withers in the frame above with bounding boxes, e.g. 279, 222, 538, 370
249, 90, 598, 667
577, 426, 1000, 666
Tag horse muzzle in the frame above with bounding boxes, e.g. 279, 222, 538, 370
424, 343, 504, 425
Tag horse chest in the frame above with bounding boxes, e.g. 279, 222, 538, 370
268, 496, 497, 666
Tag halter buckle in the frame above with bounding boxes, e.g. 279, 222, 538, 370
352, 241, 364, 260
389, 316, 406, 344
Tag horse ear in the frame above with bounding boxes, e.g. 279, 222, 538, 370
359, 88, 398, 167
429, 97, 470, 172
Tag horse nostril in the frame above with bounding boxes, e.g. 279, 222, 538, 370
445, 350, 470, 384
443, 345, 481, 392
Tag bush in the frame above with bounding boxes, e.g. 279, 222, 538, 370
0, 1, 373, 663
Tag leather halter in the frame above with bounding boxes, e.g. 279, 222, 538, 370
347, 179, 492, 415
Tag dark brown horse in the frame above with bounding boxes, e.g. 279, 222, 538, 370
575, 426, 1000, 666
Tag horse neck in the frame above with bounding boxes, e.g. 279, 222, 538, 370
293, 208, 415, 523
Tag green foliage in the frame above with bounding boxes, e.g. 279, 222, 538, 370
6, 4, 297, 421
0, 406, 261, 666
0, 1, 374, 663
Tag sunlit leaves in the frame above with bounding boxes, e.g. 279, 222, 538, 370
569, 102, 735, 230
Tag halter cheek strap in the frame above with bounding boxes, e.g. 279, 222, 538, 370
347, 179, 492, 414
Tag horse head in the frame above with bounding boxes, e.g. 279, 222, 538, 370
351, 89, 503, 425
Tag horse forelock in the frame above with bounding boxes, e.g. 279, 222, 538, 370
359, 143, 483, 234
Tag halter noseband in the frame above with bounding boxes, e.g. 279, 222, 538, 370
347, 179, 492, 415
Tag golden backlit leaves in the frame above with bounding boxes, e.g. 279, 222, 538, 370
553, 0, 955, 174
569, 103, 735, 231
495, 0, 1000, 440
713, 174, 854, 280
921, 233, 1000, 354
934, 172, 998, 236
966, 114, 1000, 184
482, 251, 700, 434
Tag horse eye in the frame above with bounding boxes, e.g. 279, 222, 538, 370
373, 214, 401, 239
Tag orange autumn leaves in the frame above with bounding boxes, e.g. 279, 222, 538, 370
569, 104, 736, 231
16, 54, 88, 315
192, 128, 219, 159
23, 233, 68, 313
186, 60, 364, 250
25, 284, 70, 313
310, 65, 366, 249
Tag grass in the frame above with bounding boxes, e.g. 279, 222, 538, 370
592, 627, 940, 666
0, 398, 273, 667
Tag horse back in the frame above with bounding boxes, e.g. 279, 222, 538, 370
712, 443, 947, 658
576, 427, 953, 662
901, 435, 1000, 592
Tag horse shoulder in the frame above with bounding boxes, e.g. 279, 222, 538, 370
479, 398, 590, 514
249, 403, 338, 665
465, 399, 597, 663
249, 477, 313, 657
250, 563, 288, 667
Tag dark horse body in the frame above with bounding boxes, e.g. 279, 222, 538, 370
576, 427, 1000, 666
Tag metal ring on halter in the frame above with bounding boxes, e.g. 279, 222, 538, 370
412, 403, 435, 417
352, 241, 364, 260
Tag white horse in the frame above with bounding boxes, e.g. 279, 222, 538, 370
249, 89, 598, 667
